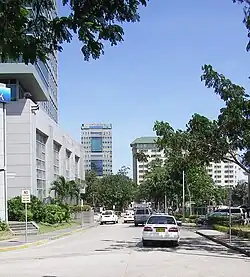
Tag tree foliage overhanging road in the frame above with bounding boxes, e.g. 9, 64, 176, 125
0, 0, 148, 64
1, 1, 250, 64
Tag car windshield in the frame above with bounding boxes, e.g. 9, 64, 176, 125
103, 211, 112, 215
147, 216, 176, 225
136, 209, 149, 215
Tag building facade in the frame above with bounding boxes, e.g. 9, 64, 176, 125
130, 137, 165, 184
0, 2, 85, 221
206, 159, 247, 186
5, 99, 84, 201
81, 123, 112, 176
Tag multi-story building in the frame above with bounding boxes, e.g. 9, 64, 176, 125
130, 137, 165, 184
0, 2, 84, 221
81, 123, 112, 176
206, 159, 247, 186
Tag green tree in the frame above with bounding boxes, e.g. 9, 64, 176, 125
138, 158, 180, 209
0, 0, 148, 64
232, 181, 248, 206
186, 166, 215, 207
84, 170, 100, 206
97, 173, 137, 210
154, 65, 250, 205
117, 165, 130, 176
50, 176, 79, 204
135, 150, 149, 163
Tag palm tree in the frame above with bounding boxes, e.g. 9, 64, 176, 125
50, 176, 79, 204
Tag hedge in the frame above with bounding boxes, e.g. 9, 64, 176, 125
214, 224, 250, 239
207, 215, 243, 226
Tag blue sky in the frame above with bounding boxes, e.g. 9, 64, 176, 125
58, 0, 250, 174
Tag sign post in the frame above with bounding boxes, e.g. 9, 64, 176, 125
80, 187, 86, 228
21, 190, 30, 243
80, 199, 84, 228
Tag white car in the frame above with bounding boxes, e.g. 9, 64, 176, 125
100, 210, 118, 224
123, 211, 134, 223
142, 214, 180, 247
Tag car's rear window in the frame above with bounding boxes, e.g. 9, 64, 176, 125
103, 211, 112, 215
147, 216, 176, 225
135, 209, 149, 215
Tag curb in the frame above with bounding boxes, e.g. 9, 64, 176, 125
196, 230, 250, 257
0, 223, 99, 252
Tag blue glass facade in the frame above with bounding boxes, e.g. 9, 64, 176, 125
91, 160, 103, 176
91, 137, 102, 152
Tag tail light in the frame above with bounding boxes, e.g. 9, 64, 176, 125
143, 226, 153, 232
168, 227, 178, 232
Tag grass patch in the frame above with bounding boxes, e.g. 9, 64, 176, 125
0, 231, 13, 241
38, 222, 80, 234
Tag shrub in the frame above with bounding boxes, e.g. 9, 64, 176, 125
59, 204, 72, 222
0, 220, 8, 231
8, 195, 45, 222
44, 204, 64, 224
214, 224, 250, 239
189, 215, 199, 220
70, 204, 92, 213
30, 195, 45, 222
207, 215, 243, 226
8, 196, 23, 221
19, 210, 33, 222
174, 213, 183, 220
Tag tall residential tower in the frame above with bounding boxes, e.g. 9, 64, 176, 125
81, 123, 112, 176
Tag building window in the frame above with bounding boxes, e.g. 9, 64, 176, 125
91, 160, 103, 176
91, 137, 102, 152
75, 156, 80, 181
66, 150, 71, 179
53, 142, 60, 180
36, 131, 47, 200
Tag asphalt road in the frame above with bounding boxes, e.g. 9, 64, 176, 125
0, 223, 249, 277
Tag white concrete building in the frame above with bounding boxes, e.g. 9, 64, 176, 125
81, 123, 112, 176
206, 159, 247, 186
5, 99, 84, 201
130, 137, 165, 184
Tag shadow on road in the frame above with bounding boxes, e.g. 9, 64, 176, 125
97, 236, 248, 260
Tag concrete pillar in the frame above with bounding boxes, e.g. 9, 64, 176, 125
0, 103, 5, 220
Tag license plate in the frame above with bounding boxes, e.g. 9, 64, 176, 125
156, 228, 165, 232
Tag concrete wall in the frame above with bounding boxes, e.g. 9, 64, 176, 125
6, 99, 35, 198
5, 99, 85, 200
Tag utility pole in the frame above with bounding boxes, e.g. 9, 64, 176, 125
164, 193, 167, 214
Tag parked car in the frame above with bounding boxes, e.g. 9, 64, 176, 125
142, 214, 180, 247
124, 210, 134, 223
196, 207, 246, 225
134, 207, 152, 226
100, 210, 118, 224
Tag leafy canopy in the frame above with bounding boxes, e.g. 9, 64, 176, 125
154, 65, 250, 174
0, 0, 148, 64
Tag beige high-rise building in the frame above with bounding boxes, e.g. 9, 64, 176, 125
206, 158, 247, 186
130, 137, 166, 184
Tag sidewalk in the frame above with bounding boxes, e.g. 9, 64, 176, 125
0, 222, 99, 252
196, 228, 250, 257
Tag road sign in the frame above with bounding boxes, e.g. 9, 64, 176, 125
22, 189, 31, 203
